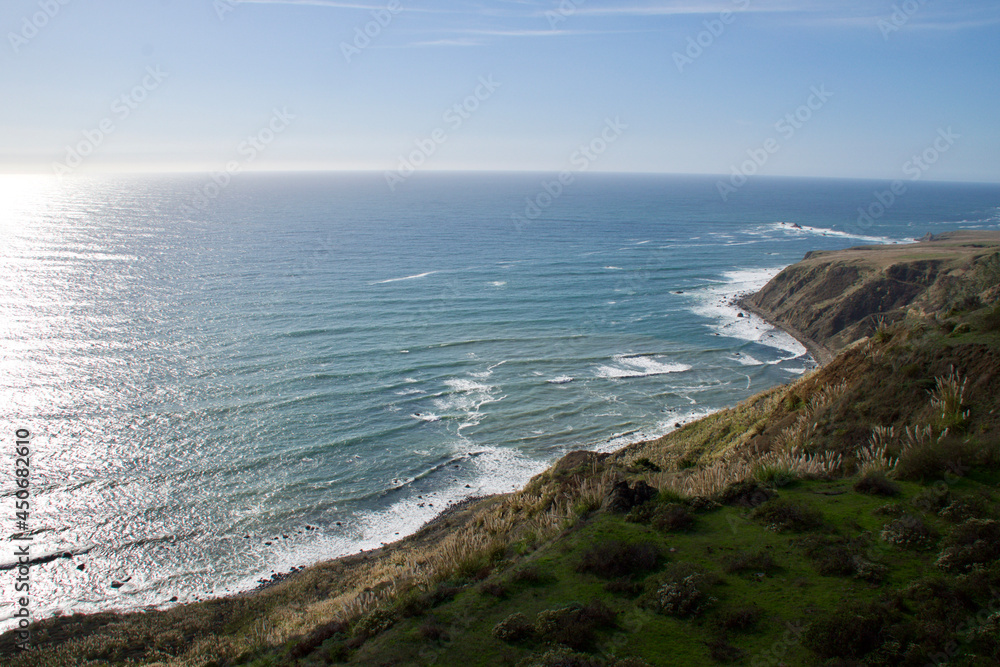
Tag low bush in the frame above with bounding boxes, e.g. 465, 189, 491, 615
577, 540, 660, 579
534, 600, 617, 651
881, 515, 939, 550
352, 607, 397, 639
288, 619, 348, 660
804, 600, 900, 660
895, 433, 975, 481
419, 619, 448, 642
750, 499, 825, 532
938, 495, 993, 523
492, 612, 534, 643
715, 604, 763, 632
935, 518, 1000, 572
516, 648, 604, 667
646, 565, 716, 618
854, 472, 900, 496
510, 565, 548, 586
604, 578, 644, 597
479, 581, 507, 598
721, 549, 778, 576
716, 480, 774, 508
396, 583, 459, 617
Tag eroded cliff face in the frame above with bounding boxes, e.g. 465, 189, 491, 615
742, 231, 1000, 363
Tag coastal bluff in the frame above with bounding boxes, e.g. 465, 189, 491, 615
740, 230, 1000, 364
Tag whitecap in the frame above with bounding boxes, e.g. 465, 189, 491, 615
547, 376, 573, 384
374, 271, 438, 284
595, 354, 692, 379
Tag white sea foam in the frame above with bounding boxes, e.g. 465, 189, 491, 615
239, 445, 550, 583
374, 271, 438, 284
595, 354, 692, 379
729, 352, 765, 366
769, 221, 911, 245
548, 376, 574, 384
411, 413, 441, 422
689, 267, 808, 359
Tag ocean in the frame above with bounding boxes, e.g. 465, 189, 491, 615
1, 171, 998, 627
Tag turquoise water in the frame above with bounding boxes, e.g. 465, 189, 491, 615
1, 172, 998, 625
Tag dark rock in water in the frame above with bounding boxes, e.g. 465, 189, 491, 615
77, 563, 85, 571
111, 580, 125, 589
169, 596, 178, 602
737, 312, 744, 318
603, 480, 658, 513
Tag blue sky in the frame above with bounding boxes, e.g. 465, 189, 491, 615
1, 0, 998, 181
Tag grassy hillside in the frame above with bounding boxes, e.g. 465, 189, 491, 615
4, 238, 1000, 666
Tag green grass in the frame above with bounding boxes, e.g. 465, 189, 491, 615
298, 475, 999, 666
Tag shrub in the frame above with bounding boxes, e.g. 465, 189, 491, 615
288, 620, 348, 660
516, 648, 604, 667
938, 496, 993, 523
352, 607, 396, 639
716, 480, 774, 508
419, 620, 448, 642
894, 428, 973, 481
577, 541, 660, 579
658, 488, 687, 504
935, 518, 1000, 572
647, 566, 716, 617
652, 504, 694, 532
707, 637, 746, 662
854, 473, 900, 497
722, 549, 777, 576
492, 612, 534, 643
604, 577, 644, 597
396, 583, 460, 617
881, 516, 938, 550
715, 604, 763, 632
752, 463, 795, 487
479, 581, 507, 598
632, 457, 661, 472
804, 600, 897, 660
750, 499, 824, 532
534, 600, 617, 651
510, 565, 547, 586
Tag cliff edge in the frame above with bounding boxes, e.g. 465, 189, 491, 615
740, 230, 1000, 364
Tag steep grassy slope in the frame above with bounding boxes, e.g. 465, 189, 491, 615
3, 237, 1000, 666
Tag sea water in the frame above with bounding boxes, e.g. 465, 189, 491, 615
1, 171, 998, 627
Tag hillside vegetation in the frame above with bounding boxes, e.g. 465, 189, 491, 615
3, 232, 1000, 666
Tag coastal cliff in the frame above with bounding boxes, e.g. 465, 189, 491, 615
741, 230, 1000, 364
5, 233, 1000, 667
